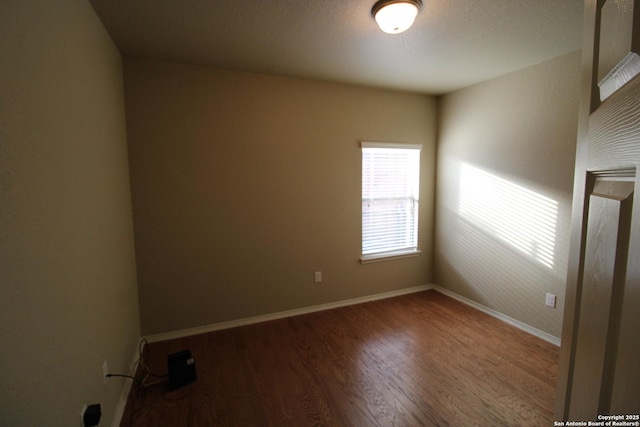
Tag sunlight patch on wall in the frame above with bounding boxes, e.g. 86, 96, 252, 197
459, 163, 558, 268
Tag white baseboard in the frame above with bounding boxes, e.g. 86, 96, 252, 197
144, 284, 435, 343
111, 340, 144, 427
434, 286, 561, 347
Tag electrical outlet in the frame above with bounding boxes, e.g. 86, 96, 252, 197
314, 271, 322, 283
102, 360, 109, 385
545, 293, 556, 308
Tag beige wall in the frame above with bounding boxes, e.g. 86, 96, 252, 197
124, 59, 437, 335
435, 51, 581, 338
0, 0, 140, 425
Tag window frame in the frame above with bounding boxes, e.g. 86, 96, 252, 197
360, 141, 422, 264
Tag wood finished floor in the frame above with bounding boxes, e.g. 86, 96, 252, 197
121, 290, 559, 426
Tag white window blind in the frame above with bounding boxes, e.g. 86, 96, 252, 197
361, 142, 421, 260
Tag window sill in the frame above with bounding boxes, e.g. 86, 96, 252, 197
360, 249, 422, 264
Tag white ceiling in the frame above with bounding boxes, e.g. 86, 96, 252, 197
89, 0, 584, 95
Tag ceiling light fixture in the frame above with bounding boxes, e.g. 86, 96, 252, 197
371, 0, 423, 34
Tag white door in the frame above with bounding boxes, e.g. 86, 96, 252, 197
556, 0, 640, 420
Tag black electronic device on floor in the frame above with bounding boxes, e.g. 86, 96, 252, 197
167, 349, 197, 389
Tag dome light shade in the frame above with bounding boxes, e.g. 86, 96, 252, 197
372, 0, 422, 34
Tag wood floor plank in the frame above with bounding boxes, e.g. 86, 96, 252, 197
120, 290, 559, 426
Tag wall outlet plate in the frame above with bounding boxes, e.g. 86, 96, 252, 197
314, 271, 322, 283
545, 293, 556, 308
102, 360, 109, 385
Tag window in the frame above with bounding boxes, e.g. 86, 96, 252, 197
361, 142, 421, 262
